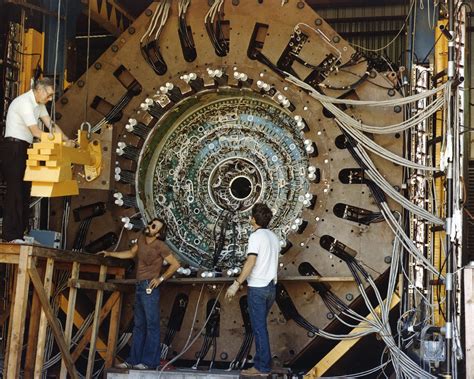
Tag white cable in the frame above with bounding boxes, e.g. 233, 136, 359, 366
349, 137, 444, 225
285, 73, 449, 107
335, 119, 439, 171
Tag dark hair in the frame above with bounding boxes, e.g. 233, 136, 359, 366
150, 217, 167, 241
251, 203, 273, 228
33, 77, 54, 90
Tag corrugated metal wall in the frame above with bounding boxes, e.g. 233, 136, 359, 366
315, 4, 409, 65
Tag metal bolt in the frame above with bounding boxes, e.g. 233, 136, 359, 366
384, 256, 392, 264
111, 45, 119, 52
77, 80, 85, 87
60, 97, 68, 105
232, 0, 239, 4
326, 312, 334, 320
332, 36, 340, 43
345, 293, 354, 301
394, 105, 402, 113
145, 9, 153, 16
128, 27, 135, 34
315, 18, 322, 26
94, 62, 102, 70
387, 89, 396, 97
220, 352, 228, 360
297, 1, 304, 8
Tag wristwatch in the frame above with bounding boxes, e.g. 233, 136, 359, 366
159, 276, 165, 283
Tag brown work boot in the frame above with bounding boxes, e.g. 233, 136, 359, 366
240, 366, 270, 377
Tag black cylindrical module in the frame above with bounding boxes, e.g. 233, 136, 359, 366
84, 232, 118, 253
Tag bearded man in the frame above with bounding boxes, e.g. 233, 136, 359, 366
100, 218, 180, 369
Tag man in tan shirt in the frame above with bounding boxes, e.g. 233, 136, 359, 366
100, 218, 180, 369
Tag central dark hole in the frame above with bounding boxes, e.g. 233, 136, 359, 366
230, 177, 252, 199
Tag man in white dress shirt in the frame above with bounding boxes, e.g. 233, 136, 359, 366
1, 77, 71, 242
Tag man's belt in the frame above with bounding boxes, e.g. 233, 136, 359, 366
5, 136, 30, 144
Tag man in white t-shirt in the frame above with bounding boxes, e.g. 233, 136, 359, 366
225, 203, 280, 376
1, 78, 71, 242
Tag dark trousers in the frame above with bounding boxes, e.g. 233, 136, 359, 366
1, 140, 31, 241
247, 282, 276, 373
128, 279, 161, 368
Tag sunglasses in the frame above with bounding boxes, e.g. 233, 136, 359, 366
148, 222, 160, 230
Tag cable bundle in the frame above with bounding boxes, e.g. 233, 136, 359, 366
205, 0, 229, 57
161, 293, 189, 359
159, 286, 223, 375
275, 283, 320, 335
72, 218, 93, 252
178, 0, 196, 62
333, 203, 384, 225
90, 91, 135, 135
228, 296, 254, 370
315, 234, 436, 378
140, 0, 171, 75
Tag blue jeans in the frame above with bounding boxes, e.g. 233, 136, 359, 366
247, 282, 275, 373
127, 280, 161, 367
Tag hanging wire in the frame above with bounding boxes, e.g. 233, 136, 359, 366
84, 0, 92, 124
350, 0, 415, 53
50, 0, 62, 131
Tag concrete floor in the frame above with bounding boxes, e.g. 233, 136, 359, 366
107, 368, 242, 379
106, 367, 293, 378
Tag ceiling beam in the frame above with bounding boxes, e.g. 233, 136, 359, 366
306, 0, 408, 9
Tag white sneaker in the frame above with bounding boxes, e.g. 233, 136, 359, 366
133, 363, 151, 370
8, 239, 27, 244
115, 361, 133, 369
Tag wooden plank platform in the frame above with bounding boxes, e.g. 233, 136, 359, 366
0, 242, 130, 268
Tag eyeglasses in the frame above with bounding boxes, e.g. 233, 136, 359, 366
41, 87, 54, 98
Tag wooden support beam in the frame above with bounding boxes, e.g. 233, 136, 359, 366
4, 266, 17, 377
29, 246, 129, 268
60, 261, 80, 379
68, 278, 129, 292
33, 258, 55, 378
6, 246, 32, 378
109, 276, 355, 285
305, 295, 400, 378
70, 291, 120, 362
58, 295, 109, 361
105, 273, 124, 369
24, 264, 45, 379
28, 266, 78, 379
0, 253, 19, 264
54, 262, 127, 275
86, 265, 107, 379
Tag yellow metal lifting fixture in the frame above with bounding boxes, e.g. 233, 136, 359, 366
24, 129, 102, 197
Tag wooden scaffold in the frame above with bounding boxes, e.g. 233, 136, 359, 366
0, 243, 129, 378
